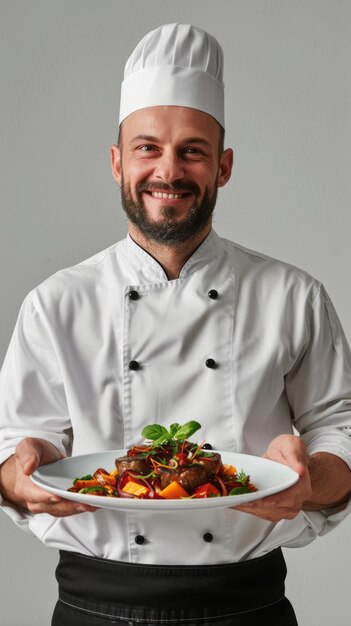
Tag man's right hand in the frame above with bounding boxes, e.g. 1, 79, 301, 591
0, 438, 96, 517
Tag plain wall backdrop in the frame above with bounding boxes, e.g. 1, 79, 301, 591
1, 1, 350, 625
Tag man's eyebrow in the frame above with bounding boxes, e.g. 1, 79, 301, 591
130, 134, 212, 149
130, 135, 159, 143
183, 137, 212, 148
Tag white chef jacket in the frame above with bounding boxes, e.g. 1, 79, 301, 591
1, 229, 351, 564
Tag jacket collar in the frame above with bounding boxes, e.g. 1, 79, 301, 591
124, 229, 222, 281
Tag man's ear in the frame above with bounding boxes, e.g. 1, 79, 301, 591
110, 144, 122, 184
217, 148, 234, 188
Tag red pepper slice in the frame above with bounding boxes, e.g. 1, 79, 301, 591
192, 482, 221, 498
176, 452, 189, 465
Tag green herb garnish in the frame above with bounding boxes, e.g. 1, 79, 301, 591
74, 474, 93, 482
229, 485, 251, 495
141, 420, 201, 446
228, 469, 252, 495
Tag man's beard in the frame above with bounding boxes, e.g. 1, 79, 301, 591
120, 176, 218, 245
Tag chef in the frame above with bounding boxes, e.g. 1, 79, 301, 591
1, 23, 351, 626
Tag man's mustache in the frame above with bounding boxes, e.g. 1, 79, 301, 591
136, 181, 200, 196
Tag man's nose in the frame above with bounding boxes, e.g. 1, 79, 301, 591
154, 152, 185, 184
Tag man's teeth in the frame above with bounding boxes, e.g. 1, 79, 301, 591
151, 192, 183, 199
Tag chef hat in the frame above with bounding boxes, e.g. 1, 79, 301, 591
119, 23, 225, 128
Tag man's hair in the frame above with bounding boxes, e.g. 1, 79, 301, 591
117, 122, 225, 157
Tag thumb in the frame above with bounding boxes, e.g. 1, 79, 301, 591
17, 439, 62, 475
283, 443, 308, 478
20, 450, 41, 476
263, 435, 308, 477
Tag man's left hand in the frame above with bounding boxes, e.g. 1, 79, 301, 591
233, 434, 312, 522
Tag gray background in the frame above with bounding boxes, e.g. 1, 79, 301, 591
1, 1, 350, 625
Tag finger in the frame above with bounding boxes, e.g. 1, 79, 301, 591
233, 497, 276, 513
18, 474, 62, 505
22, 474, 96, 513
233, 496, 301, 519
232, 480, 310, 519
28, 499, 98, 517
22, 472, 96, 511
233, 505, 299, 521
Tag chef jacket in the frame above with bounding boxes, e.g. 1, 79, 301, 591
1, 229, 351, 565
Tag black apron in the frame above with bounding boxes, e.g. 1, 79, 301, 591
52, 548, 298, 625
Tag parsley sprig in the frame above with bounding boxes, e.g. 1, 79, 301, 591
229, 470, 252, 495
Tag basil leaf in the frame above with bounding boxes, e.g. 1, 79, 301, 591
229, 486, 251, 496
152, 433, 171, 446
169, 423, 180, 437
173, 420, 201, 441
142, 424, 169, 442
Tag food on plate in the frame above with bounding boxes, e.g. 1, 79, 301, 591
67, 421, 257, 500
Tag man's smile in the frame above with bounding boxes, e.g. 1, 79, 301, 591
150, 191, 185, 200
140, 188, 195, 209
143, 190, 192, 203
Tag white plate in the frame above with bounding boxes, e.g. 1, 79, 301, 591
31, 450, 299, 512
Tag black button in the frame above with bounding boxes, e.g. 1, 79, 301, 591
129, 360, 140, 370
208, 289, 218, 299
135, 535, 145, 545
203, 533, 214, 543
202, 443, 213, 450
129, 290, 139, 300
205, 358, 216, 369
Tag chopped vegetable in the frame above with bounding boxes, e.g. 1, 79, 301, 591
158, 480, 190, 499
71, 478, 100, 490
122, 481, 149, 497
192, 482, 221, 498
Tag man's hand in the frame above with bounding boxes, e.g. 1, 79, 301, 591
0, 438, 96, 517
233, 435, 312, 522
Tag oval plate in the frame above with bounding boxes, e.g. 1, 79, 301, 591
31, 450, 299, 512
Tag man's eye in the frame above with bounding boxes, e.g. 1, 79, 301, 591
185, 148, 201, 155
139, 145, 157, 152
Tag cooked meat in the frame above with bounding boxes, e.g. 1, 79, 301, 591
158, 464, 208, 491
115, 448, 223, 491
115, 454, 149, 476
197, 452, 222, 478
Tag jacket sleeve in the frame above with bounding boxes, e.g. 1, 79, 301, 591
286, 284, 351, 465
283, 283, 351, 541
0, 290, 72, 466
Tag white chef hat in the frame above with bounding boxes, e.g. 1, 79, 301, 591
119, 23, 225, 128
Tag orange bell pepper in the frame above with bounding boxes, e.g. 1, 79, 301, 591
73, 478, 100, 490
122, 480, 149, 497
222, 464, 237, 475
158, 481, 189, 499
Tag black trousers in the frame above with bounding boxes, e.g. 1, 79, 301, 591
52, 549, 298, 626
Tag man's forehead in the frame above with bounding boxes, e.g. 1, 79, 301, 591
121, 105, 220, 142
